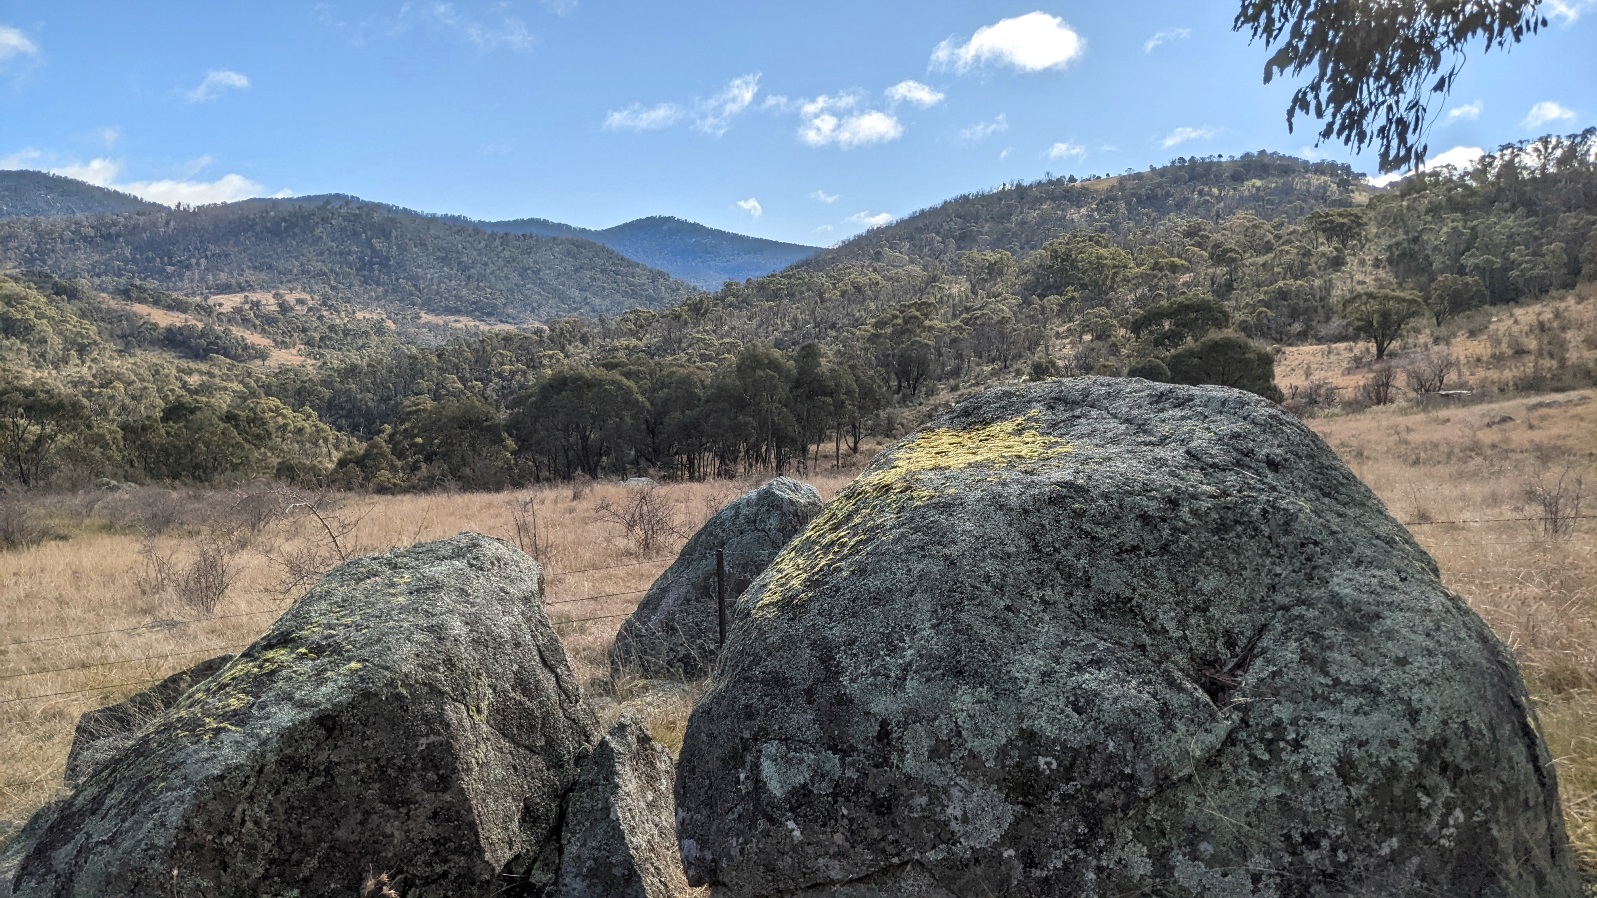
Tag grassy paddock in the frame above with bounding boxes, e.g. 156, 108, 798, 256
1, 394, 1593, 875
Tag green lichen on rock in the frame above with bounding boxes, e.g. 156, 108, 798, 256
4, 532, 599, 898
677, 377, 1582, 898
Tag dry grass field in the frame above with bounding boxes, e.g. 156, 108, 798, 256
1, 388, 1593, 876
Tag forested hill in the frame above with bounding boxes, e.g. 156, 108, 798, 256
242, 196, 820, 289
0, 170, 161, 218
478, 215, 820, 290
0, 200, 697, 322
804, 152, 1364, 271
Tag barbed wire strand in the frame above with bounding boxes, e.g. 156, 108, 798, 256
1403, 514, 1595, 527
0, 605, 290, 650
0, 643, 251, 684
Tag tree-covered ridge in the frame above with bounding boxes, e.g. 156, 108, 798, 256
799, 152, 1365, 271
0, 200, 697, 323
0, 133, 1592, 492
0, 171, 161, 219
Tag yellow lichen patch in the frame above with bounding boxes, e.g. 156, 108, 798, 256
754, 413, 1071, 615
855, 412, 1072, 496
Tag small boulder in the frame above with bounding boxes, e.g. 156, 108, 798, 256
556, 714, 690, 898
63, 654, 234, 787
611, 477, 822, 679
675, 378, 1581, 898
7, 532, 598, 898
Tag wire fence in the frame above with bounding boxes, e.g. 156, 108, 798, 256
1, 517, 1590, 716
0, 549, 769, 711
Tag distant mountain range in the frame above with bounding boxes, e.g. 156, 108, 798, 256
0, 173, 818, 293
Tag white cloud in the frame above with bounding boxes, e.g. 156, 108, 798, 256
798, 94, 903, 149
0, 24, 38, 67
886, 80, 945, 108
605, 73, 760, 138
1367, 145, 1486, 187
604, 103, 683, 131
1545, 0, 1597, 24
999, 146, 1013, 160
847, 211, 893, 228
51, 157, 121, 186
46, 156, 272, 205
119, 174, 266, 206
736, 197, 762, 218
813, 224, 834, 234
408, 2, 534, 51
0, 148, 42, 169
92, 127, 121, 148
185, 70, 250, 103
1523, 101, 1577, 129
1143, 28, 1190, 53
1047, 141, 1087, 161
1446, 100, 1483, 123
695, 73, 760, 137
960, 114, 1008, 141
811, 189, 839, 204
931, 12, 1084, 74
1162, 126, 1217, 148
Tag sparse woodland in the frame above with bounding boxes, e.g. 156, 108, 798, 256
1, 131, 1595, 877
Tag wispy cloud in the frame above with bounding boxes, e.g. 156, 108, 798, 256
1523, 100, 1576, 129
999, 147, 1013, 160
185, 70, 250, 103
93, 127, 121, 149
813, 224, 834, 234
47, 156, 277, 205
799, 93, 903, 149
0, 148, 43, 169
736, 197, 762, 218
932, 12, 1085, 74
603, 103, 683, 132
1544, 0, 1597, 24
1143, 28, 1190, 53
1162, 126, 1217, 148
604, 73, 760, 138
1047, 141, 1087, 161
960, 114, 1008, 142
847, 211, 893, 228
811, 189, 839, 204
0, 24, 39, 68
1446, 100, 1483, 123
695, 74, 760, 136
886, 80, 945, 108
405, 2, 534, 52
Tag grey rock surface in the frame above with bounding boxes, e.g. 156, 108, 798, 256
675, 377, 1581, 898
611, 477, 822, 679
557, 713, 690, 898
62, 654, 234, 788
6, 532, 598, 898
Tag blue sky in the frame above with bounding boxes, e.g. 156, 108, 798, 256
2, 1, 1594, 245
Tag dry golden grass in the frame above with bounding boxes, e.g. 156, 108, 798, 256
1276, 283, 1597, 400
0, 470, 862, 843
1307, 389, 1597, 870
1, 389, 1593, 876
108, 298, 311, 367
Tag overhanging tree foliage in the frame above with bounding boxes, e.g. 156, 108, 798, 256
1235, 0, 1547, 173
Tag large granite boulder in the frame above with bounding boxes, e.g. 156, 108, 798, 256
6, 532, 599, 898
675, 378, 1581, 898
556, 713, 690, 898
611, 477, 822, 679
62, 654, 235, 787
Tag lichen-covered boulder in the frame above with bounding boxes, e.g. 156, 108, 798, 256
556, 714, 690, 898
611, 477, 822, 679
63, 654, 235, 787
675, 378, 1581, 898
6, 532, 599, 898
